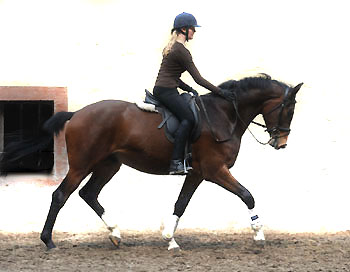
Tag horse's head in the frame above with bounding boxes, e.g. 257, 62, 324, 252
261, 82, 303, 149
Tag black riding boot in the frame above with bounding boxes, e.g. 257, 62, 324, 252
169, 120, 193, 175
169, 159, 186, 175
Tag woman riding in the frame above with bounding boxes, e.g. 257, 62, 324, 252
153, 12, 233, 175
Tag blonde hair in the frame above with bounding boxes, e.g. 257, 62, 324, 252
162, 31, 178, 57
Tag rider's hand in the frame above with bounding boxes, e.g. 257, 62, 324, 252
189, 88, 199, 97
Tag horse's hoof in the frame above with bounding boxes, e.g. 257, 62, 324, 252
168, 245, 181, 252
109, 235, 121, 248
46, 247, 57, 251
254, 239, 265, 248
47, 246, 60, 252
167, 237, 180, 251
46, 243, 57, 250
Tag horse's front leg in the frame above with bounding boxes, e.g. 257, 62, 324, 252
207, 165, 265, 243
162, 172, 203, 250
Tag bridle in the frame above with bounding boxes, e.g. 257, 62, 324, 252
198, 86, 295, 145
251, 87, 295, 145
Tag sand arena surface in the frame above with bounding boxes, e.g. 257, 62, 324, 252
0, 175, 350, 271
1, 230, 350, 271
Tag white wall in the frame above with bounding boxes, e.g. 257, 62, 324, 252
0, 0, 349, 233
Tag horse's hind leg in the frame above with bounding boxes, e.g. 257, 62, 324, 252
78, 154, 122, 247
40, 169, 88, 249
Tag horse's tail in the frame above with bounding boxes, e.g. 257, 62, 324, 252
0, 111, 74, 173
42, 111, 75, 136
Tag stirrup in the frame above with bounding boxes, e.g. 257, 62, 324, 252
184, 152, 192, 173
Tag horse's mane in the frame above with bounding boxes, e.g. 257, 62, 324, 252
218, 74, 290, 94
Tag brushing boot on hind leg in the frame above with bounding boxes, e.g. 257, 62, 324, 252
79, 188, 122, 247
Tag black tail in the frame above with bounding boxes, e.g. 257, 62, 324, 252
0, 111, 74, 173
42, 112, 75, 136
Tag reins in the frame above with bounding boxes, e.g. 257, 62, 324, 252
197, 86, 292, 145
231, 96, 271, 146
230, 95, 271, 145
198, 96, 237, 143
198, 95, 263, 144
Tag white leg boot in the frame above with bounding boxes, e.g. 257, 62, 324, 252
249, 209, 265, 242
168, 238, 180, 251
101, 211, 121, 247
162, 215, 180, 250
162, 214, 179, 241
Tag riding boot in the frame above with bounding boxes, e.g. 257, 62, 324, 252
169, 120, 193, 175
169, 159, 186, 175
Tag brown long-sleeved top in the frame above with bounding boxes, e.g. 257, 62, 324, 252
155, 42, 221, 94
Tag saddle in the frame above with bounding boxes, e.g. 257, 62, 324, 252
143, 89, 201, 144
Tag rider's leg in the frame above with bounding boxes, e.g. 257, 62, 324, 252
169, 119, 193, 174
153, 87, 194, 174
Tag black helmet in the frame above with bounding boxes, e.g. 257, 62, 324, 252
173, 12, 200, 29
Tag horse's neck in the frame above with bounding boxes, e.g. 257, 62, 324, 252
235, 88, 270, 129
201, 90, 270, 136
236, 88, 278, 133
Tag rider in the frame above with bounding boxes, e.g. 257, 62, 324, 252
153, 12, 233, 175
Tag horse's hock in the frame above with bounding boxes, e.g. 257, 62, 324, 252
0, 86, 68, 183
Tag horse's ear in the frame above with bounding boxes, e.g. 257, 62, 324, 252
293, 83, 303, 94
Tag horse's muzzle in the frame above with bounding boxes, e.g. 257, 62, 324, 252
268, 136, 288, 150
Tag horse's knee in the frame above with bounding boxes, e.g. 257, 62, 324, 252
174, 199, 187, 217
52, 189, 66, 208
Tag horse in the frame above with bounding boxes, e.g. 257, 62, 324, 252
0, 75, 302, 250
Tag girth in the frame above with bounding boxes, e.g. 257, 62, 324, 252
144, 89, 201, 143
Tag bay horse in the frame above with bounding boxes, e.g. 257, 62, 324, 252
1, 75, 302, 250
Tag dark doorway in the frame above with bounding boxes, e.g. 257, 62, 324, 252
0, 100, 54, 172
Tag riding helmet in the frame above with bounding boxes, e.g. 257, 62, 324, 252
173, 12, 201, 29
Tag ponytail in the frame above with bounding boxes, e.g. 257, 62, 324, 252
162, 30, 178, 57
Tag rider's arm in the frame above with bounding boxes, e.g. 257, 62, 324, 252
176, 45, 221, 95
178, 79, 193, 92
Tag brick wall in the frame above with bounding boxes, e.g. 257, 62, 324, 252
0, 86, 68, 183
